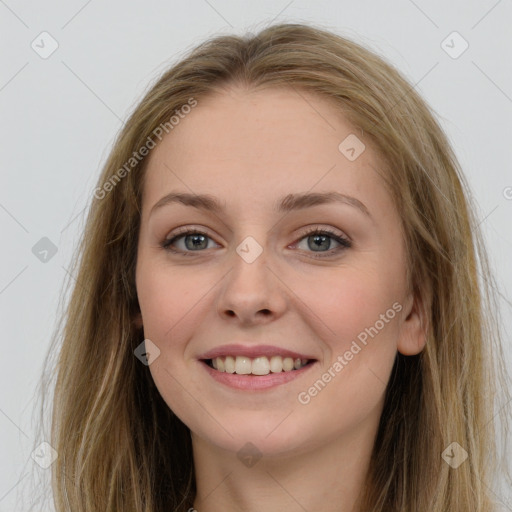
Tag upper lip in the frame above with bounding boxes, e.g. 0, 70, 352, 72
198, 344, 317, 361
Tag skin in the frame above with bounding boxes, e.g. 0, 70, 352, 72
134, 84, 427, 512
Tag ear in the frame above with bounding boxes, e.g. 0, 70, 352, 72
397, 287, 430, 356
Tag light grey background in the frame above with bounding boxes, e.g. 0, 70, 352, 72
1, 1, 511, 510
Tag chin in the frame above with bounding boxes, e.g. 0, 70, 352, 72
191, 411, 323, 459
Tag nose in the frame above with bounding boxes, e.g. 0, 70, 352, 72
216, 242, 287, 326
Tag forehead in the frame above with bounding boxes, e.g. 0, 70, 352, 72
141, 86, 390, 217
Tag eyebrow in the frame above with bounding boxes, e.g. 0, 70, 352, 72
149, 191, 371, 218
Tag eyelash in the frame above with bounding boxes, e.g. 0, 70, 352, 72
160, 226, 352, 259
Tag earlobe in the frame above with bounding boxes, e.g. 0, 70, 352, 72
397, 290, 429, 356
132, 311, 143, 330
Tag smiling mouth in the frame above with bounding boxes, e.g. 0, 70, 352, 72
203, 355, 315, 376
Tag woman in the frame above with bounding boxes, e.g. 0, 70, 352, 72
39, 22, 511, 511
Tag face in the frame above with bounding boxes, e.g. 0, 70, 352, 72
134, 85, 425, 457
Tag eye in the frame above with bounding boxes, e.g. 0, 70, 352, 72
160, 227, 219, 256
160, 226, 352, 258
291, 227, 351, 259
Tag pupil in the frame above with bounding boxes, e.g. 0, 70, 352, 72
186, 234, 207, 250
310, 234, 329, 251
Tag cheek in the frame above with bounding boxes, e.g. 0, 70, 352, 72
293, 269, 401, 437
302, 266, 404, 411
308, 265, 402, 349
136, 261, 208, 422
136, 260, 203, 341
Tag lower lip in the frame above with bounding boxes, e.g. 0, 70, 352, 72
200, 360, 317, 390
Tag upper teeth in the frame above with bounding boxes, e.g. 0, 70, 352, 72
211, 355, 309, 375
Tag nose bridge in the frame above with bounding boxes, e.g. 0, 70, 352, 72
229, 233, 271, 293
217, 232, 286, 323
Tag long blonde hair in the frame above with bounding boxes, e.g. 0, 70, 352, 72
36, 22, 511, 511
